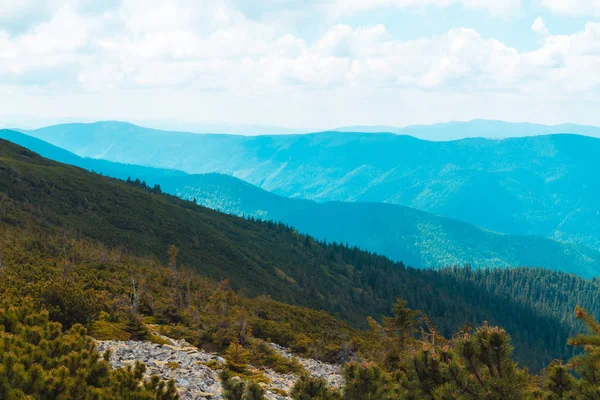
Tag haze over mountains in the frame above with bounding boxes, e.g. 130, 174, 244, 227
9, 118, 600, 139
25, 120, 600, 253
3, 128, 600, 277
335, 120, 600, 141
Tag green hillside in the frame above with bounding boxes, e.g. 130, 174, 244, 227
160, 173, 600, 277
26, 121, 600, 251
3, 129, 598, 277
1, 138, 600, 371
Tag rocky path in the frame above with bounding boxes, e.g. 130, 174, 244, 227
95, 334, 344, 400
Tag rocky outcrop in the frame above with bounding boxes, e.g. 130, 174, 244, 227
95, 334, 344, 400
96, 337, 222, 399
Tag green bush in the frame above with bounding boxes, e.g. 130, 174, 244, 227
39, 280, 104, 328
220, 370, 267, 400
224, 342, 252, 373
125, 312, 151, 341
291, 374, 342, 400
343, 361, 390, 400
249, 340, 303, 374
88, 318, 131, 341
0, 299, 178, 399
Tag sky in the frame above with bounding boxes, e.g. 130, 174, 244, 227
1, 0, 600, 131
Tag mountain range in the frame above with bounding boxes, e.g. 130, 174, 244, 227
24, 121, 600, 252
8, 117, 600, 139
3, 128, 599, 277
3, 136, 600, 371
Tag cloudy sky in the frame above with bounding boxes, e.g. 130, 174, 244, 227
1, 0, 600, 130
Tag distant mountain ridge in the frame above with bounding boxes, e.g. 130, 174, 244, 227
0, 128, 186, 181
334, 119, 600, 141
3, 128, 600, 278
23, 121, 600, 252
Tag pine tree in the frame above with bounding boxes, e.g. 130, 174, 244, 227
224, 341, 252, 373
384, 297, 418, 344
542, 361, 577, 399
168, 245, 179, 270
397, 321, 530, 399
397, 343, 449, 399
219, 370, 267, 400
0, 299, 178, 399
220, 370, 246, 400
125, 312, 150, 341
343, 361, 390, 400
566, 306, 600, 397
291, 374, 342, 400
245, 381, 267, 400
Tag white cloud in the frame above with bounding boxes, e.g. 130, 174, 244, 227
232, 0, 523, 22
1, 0, 600, 127
0, 5, 97, 83
525, 22, 600, 91
0, 0, 40, 18
1, 1, 598, 94
532, 17, 549, 36
331, 0, 522, 18
542, 0, 600, 17
21, 8, 92, 54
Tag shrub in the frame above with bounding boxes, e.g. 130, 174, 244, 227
39, 280, 104, 328
224, 341, 252, 373
343, 361, 390, 400
291, 374, 342, 400
88, 318, 131, 341
220, 370, 267, 400
0, 299, 178, 399
125, 312, 150, 341
249, 340, 303, 374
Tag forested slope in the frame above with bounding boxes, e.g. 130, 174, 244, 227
159, 172, 600, 277
3, 129, 598, 277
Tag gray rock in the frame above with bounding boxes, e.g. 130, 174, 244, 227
95, 332, 344, 399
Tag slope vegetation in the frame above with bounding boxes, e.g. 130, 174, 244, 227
1, 138, 599, 371
160, 173, 600, 277
4, 129, 598, 277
